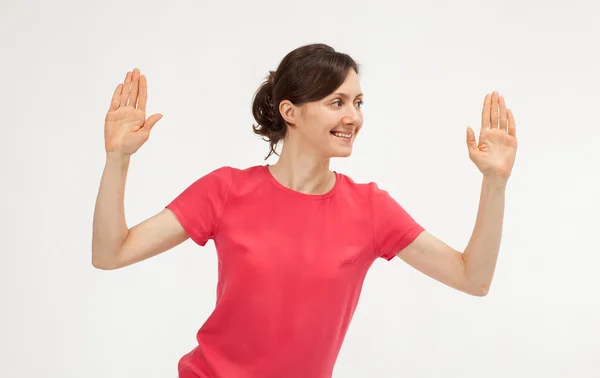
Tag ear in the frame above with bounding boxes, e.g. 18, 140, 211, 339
279, 100, 300, 127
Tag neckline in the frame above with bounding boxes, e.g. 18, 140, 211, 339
263, 164, 339, 200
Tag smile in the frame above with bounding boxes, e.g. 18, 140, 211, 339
330, 131, 353, 139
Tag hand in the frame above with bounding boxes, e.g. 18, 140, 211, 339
104, 68, 163, 157
466, 91, 517, 181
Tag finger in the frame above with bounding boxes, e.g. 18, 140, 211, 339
138, 75, 148, 113
499, 95, 507, 131
481, 93, 491, 131
120, 71, 132, 107
109, 83, 122, 112
143, 113, 163, 131
507, 109, 516, 137
490, 91, 499, 128
129, 68, 140, 109
466, 126, 477, 152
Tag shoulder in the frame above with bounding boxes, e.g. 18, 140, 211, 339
186, 164, 269, 194
196, 164, 265, 182
335, 171, 384, 201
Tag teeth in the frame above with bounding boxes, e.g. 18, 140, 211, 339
332, 131, 352, 138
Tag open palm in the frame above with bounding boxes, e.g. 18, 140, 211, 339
104, 69, 162, 156
466, 91, 518, 180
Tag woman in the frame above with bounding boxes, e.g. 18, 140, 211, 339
92, 43, 518, 378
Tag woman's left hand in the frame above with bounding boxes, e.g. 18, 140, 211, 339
466, 91, 518, 181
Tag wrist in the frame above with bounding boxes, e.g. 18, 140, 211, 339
482, 174, 508, 189
105, 151, 131, 166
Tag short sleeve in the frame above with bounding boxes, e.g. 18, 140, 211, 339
369, 183, 425, 261
166, 166, 233, 246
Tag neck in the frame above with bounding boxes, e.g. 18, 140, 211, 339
268, 141, 334, 195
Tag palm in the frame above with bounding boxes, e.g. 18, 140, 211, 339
104, 69, 162, 156
105, 106, 145, 128
467, 92, 518, 179
104, 106, 146, 154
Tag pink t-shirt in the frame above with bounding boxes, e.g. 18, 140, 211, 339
167, 165, 424, 378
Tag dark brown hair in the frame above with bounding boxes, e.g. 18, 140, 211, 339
252, 43, 360, 159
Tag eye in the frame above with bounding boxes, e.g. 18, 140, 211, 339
331, 99, 364, 108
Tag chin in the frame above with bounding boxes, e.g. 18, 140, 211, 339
337, 149, 353, 158
328, 146, 353, 158
327, 132, 356, 158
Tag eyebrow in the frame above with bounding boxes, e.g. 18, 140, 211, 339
331, 92, 364, 99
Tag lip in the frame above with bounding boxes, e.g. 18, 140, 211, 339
330, 130, 354, 136
330, 131, 354, 143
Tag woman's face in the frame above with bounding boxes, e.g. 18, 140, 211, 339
282, 69, 364, 159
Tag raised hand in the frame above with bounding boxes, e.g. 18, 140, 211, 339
104, 68, 163, 157
466, 91, 518, 181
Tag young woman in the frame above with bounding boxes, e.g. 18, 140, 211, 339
92, 43, 518, 378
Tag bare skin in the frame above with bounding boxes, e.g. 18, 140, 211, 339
92, 68, 186, 270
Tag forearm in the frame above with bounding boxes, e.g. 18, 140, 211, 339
91, 153, 131, 267
462, 176, 507, 292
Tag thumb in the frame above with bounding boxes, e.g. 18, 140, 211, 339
143, 113, 163, 131
466, 126, 477, 152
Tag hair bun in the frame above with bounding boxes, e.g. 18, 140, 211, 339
252, 74, 281, 148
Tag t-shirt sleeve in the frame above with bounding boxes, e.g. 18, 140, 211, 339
369, 182, 425, 261
166, 166, 233, 246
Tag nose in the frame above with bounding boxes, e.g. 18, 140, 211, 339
342, 106, 362, 126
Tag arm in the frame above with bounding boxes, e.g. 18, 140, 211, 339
92, 68, 180, 270
395, 91, 517, 296
91, 153, 188, 270
397, 176, 506, 296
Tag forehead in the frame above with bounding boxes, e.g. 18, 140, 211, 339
328, 69, 362, 98
298, 69, 363, 112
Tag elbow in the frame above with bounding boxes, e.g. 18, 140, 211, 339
91, 248, 119, 271
460, 275, 491, 296
468, 283, 490, 297
92, 259, 115, 270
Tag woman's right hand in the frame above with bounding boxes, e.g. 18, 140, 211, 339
104, 68, 163, 157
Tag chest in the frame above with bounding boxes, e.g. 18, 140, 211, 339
214, 197, 375, 279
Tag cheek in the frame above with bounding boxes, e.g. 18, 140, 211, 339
306, 115, 335, 136
299, 110, 340, 142
324, 114, 342, 132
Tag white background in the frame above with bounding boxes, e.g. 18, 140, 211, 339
2, 0, 599, 377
